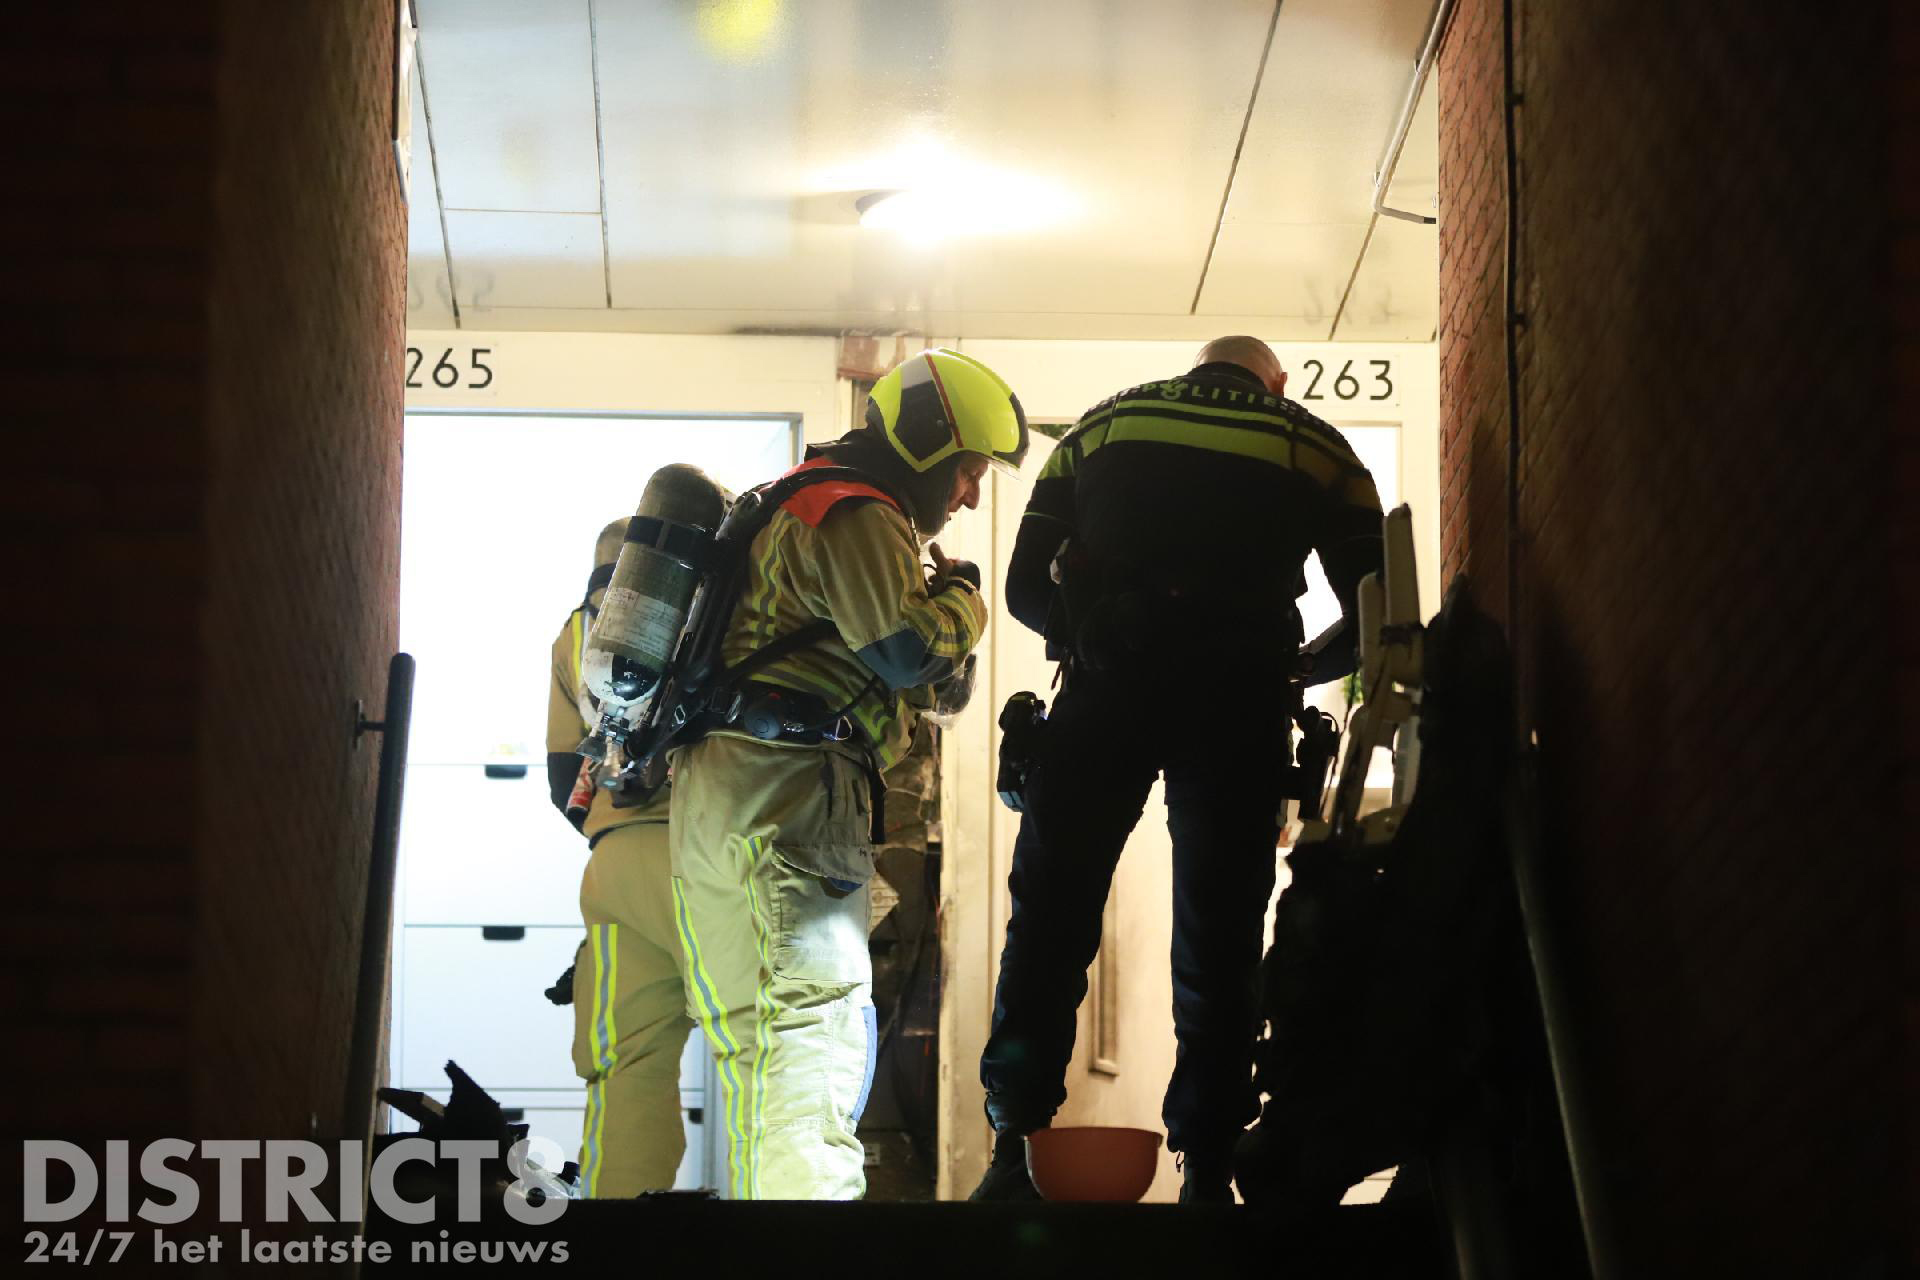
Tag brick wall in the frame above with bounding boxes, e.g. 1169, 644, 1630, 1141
1437, 1, 1911, 1273
3, 0, 404, 1212
1891, 0, 1920, 1249
4, 3, 220, 1178
1434, 0, 1507, 621
194, 0, 406, 1144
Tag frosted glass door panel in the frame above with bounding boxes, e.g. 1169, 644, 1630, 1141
400, 414, 796, 766
397, 924, 584, 1091
399, 764, 588, 927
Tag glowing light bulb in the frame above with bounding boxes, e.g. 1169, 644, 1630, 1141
855, 174, 1076, 245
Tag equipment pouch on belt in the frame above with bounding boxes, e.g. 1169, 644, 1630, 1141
996, 691, 1048, 812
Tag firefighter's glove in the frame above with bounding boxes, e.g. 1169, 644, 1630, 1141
928, 541, 981, 593
940, 559, 982, 592
544, 961, 576, 1007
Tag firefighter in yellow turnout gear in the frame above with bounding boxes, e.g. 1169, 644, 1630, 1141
547, 517, 696, 1198
670, 350, 1027, 1198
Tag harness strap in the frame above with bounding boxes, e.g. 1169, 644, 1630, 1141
616, 463, 914, 825
733, 682, 889, 844
624, 514, 716, 568
715, 618, 840, 690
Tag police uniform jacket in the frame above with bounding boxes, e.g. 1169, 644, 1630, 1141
1006, 361, 1384, 682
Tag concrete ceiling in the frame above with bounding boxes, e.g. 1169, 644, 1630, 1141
406, 0, 1438, 341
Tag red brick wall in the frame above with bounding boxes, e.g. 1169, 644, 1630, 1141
1434, 0, 1507, 622
4, 0, 404, 1200
194, 0, 406, 1143
4, 4, 220, 1171
1437, 1, 1911, 1273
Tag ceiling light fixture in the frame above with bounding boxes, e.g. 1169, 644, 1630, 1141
855, 178, 1075, 246
696, 0, 783, 62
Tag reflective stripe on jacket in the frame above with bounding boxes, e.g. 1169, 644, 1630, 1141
1005, 363, 1384, 674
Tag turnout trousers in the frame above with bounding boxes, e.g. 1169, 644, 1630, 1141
668, 733, 879, 1199
980, 670, 1289, 1160
571, 819, 696, 1197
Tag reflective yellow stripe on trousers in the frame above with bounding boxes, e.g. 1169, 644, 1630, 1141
739, 836, 778, 1199
581, 923, 618, 1196
672, 879, 753, 1198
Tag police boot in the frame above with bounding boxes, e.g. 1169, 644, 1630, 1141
1177, 1150, 1236, 1205
967, 1130, 1042, 1202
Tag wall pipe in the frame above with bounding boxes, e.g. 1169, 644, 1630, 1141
1331, 0, 1451, 336
1372, 0, 1454, 226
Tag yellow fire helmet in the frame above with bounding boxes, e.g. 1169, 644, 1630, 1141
866, 348, 1030, 476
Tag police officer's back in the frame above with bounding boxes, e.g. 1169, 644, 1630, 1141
973, 335, 1385, 1204
1006, 334, 1384, 681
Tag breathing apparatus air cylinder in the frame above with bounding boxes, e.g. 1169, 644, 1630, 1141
581, 464, 727, 725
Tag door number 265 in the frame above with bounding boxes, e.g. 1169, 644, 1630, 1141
1298, 358, 1394, 402
405, 346, 493, 390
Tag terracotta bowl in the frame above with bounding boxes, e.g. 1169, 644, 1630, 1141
1024, 1126, 1164, 1202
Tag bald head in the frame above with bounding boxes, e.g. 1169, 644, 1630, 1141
1194, 335, 1286, 395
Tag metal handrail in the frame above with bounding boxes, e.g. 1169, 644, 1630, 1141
343, 653, 417, 1157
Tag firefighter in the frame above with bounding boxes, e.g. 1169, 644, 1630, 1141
547, 516, 696, 1197
970, 335, 1386, 1203
669, 349, 1026, 1199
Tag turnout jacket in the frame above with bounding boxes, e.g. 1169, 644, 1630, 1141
1007, 361, 1384, 682
720, 462, 988, 772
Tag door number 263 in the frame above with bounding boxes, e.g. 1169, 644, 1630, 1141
405, 346, 493, 390
1298, 358, 1394, 402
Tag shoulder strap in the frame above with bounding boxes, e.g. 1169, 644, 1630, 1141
764, 459, 909, 526
777, 458, 901, 528
717, 617, 838, 686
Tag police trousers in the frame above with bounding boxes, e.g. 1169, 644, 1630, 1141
668, 733, 879, 1199
980, 670, 1289, 1159
572, 819, 696, 1197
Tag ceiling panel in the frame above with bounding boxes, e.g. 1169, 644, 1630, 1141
415, 0, 602, 213
595, 0, 1274, 318
1197, 0, 1433, 322
446, 305, 1335, 342
445, 211, 607, 310
405, 0, 1440, 341
1333, 217, 1435, 340
406, 48, 457, 328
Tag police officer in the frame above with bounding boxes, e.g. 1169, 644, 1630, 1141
970, 336, 1385, 1203
669, 349, 1026, 1199
546, 516, 696, 1197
